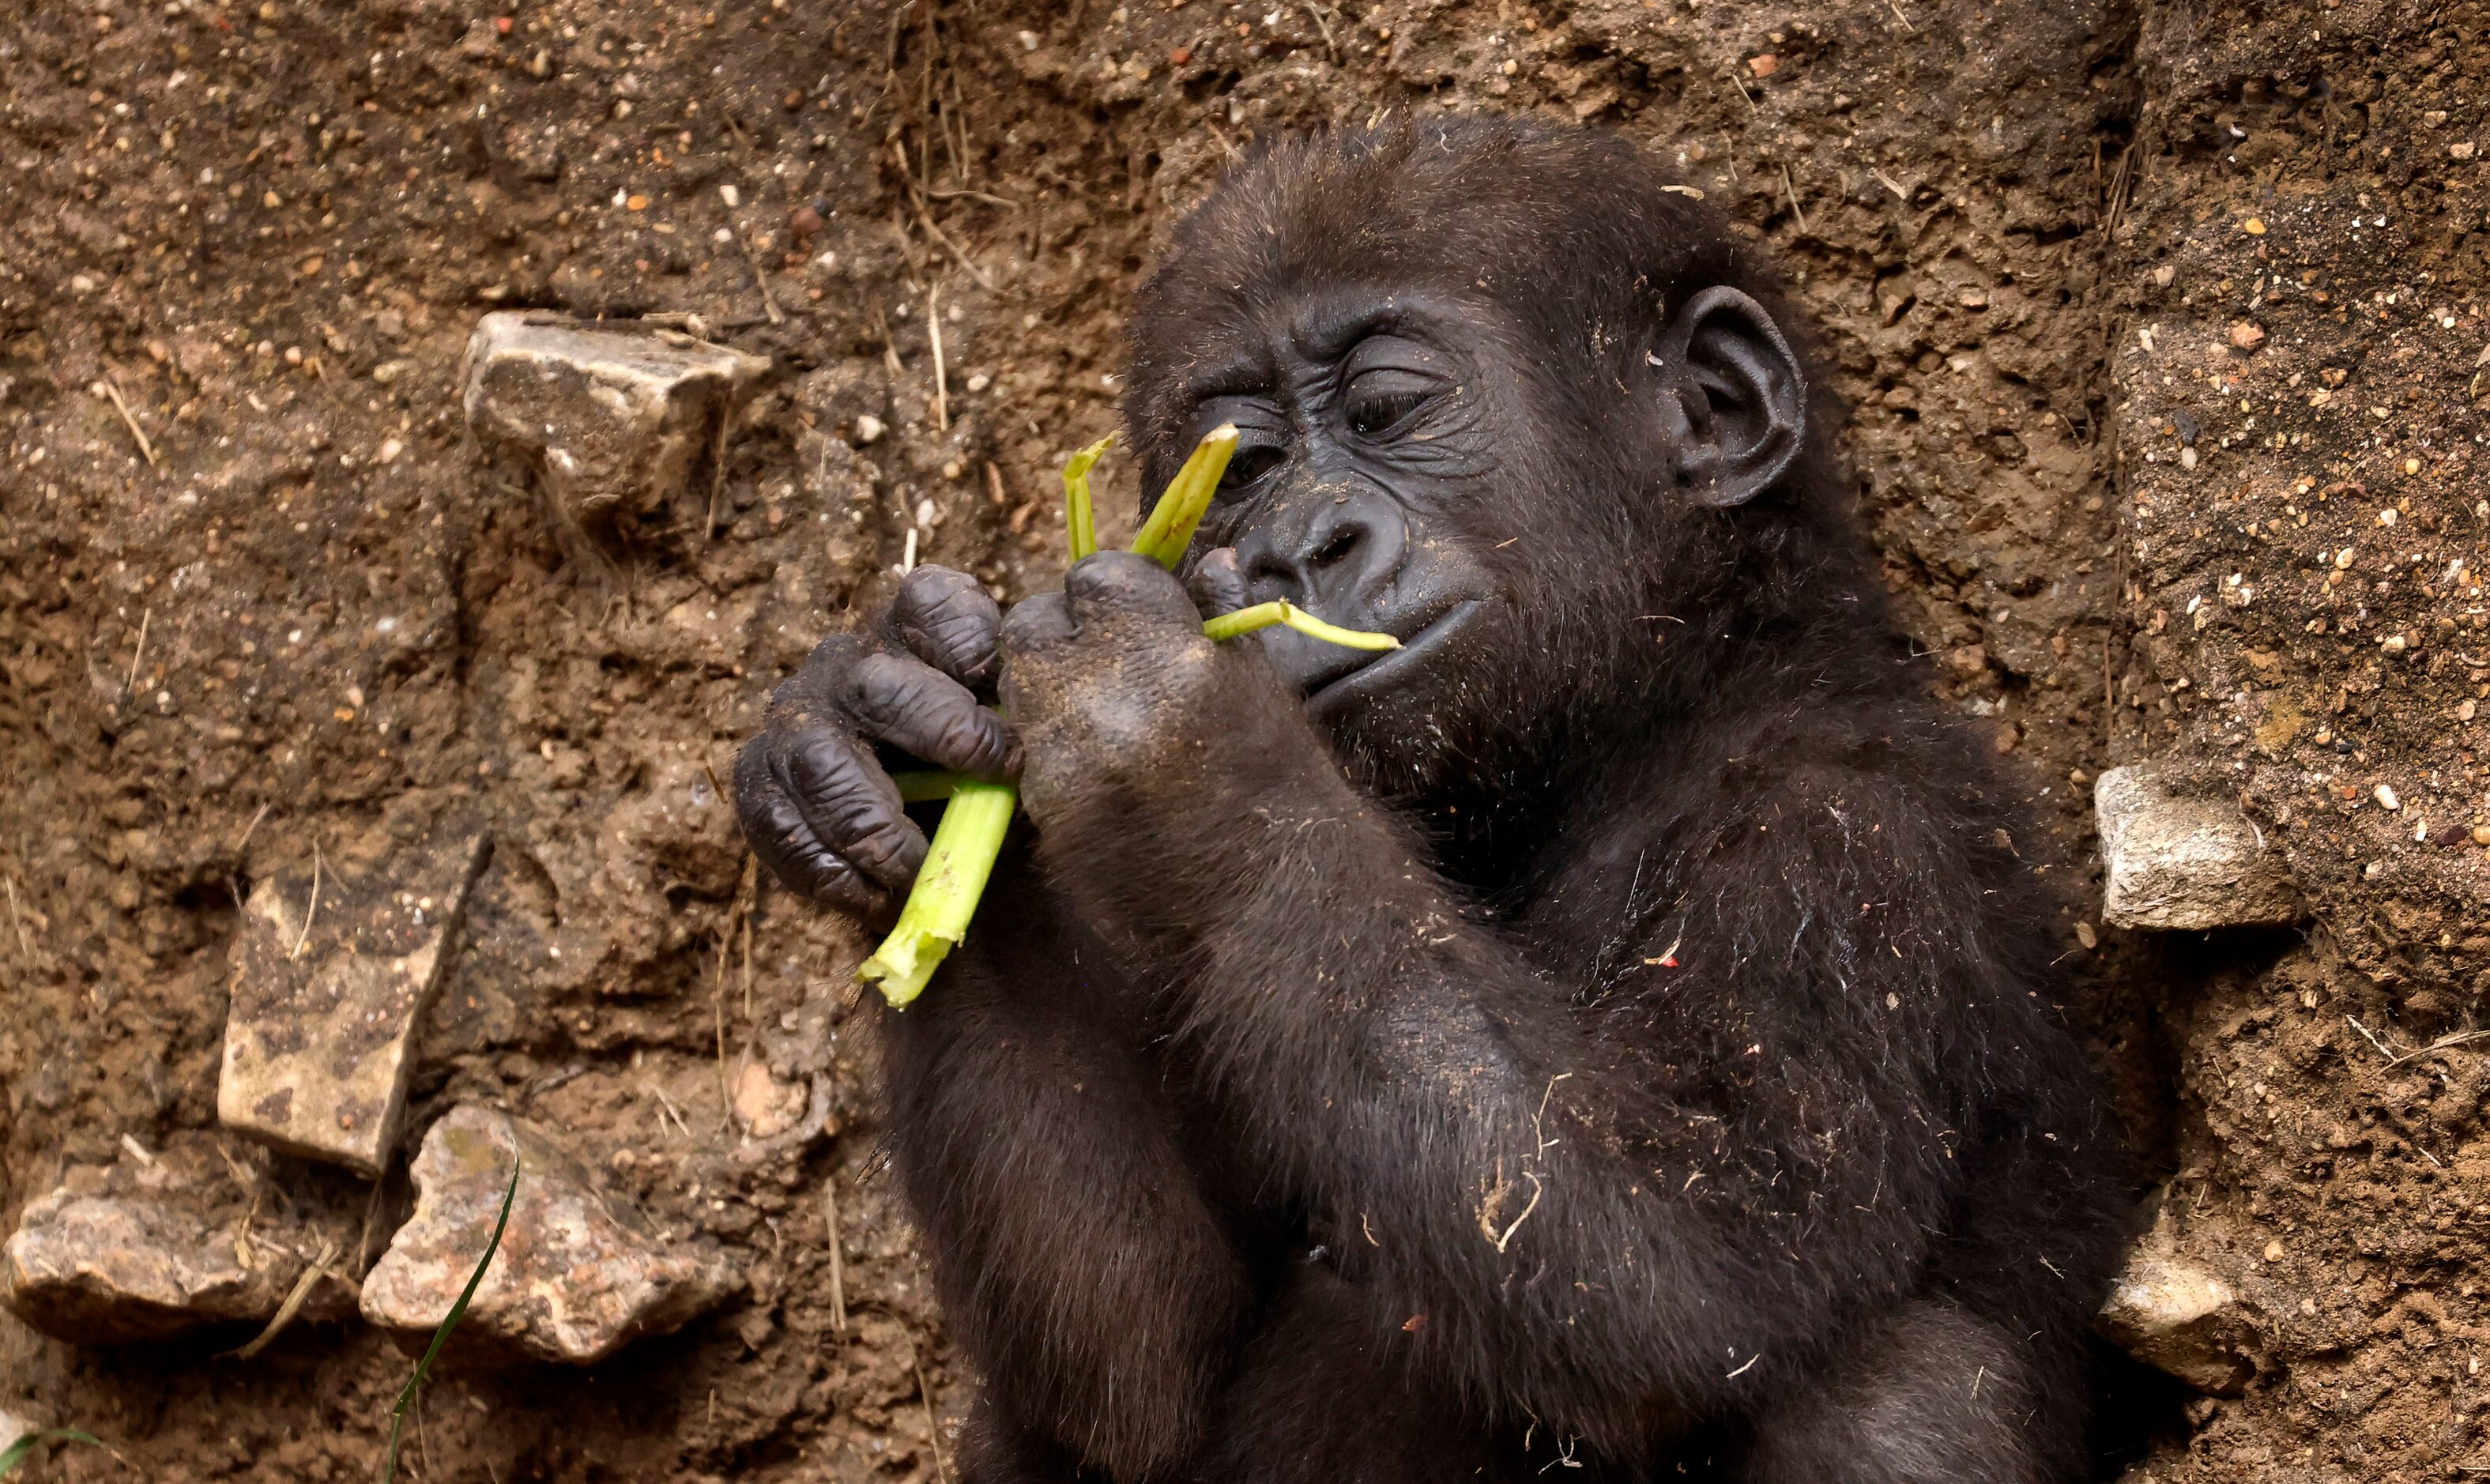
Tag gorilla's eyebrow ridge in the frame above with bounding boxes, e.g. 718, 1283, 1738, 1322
1181, 353, 1275, 406
1287, 299, 1430, 362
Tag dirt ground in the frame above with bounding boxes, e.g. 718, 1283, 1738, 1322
1, 0, 2483, 1476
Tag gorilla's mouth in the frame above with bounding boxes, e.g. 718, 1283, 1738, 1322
1304, 599, 1484, 716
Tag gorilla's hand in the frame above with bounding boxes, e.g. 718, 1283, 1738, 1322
736, 566, 1020, 920
999, 552, 1297, 836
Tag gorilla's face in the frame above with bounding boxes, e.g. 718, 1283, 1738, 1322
1150, 276, 1806, 802
1173, 292, 1540, 785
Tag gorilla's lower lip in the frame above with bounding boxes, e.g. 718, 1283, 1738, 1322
1305, 600, 1483, 714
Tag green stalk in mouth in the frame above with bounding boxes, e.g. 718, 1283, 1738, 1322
856, 425, 1397, 1007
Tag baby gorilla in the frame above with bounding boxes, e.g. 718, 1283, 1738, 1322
739, 119, 2125, 1483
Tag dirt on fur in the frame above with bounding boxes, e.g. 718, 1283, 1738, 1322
0, 0, 2478, 1476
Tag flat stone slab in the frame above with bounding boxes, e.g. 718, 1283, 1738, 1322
463, 311, 767, 528
219, 821, 489, 1175
2, 1154, 356, 1346
361, 1105, 737, 1365
2096, 763, 2300, 931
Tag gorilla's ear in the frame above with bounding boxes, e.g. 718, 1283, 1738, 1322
1652, 286, 1806, 508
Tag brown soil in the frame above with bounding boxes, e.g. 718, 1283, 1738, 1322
0, 0, 2473, 1476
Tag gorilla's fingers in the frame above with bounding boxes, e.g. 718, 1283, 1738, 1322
785, 729, 929, 891
998, 589, 1078, 653
1185, 548, 1250, 619
892, 565, 1004, 687
736, 754, 891, 915
846, 650, 1023, 780
1064, 551, 1201, 628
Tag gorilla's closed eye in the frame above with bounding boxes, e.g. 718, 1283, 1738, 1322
1343, 368, 1435, 439
1219, 444, 1287, 493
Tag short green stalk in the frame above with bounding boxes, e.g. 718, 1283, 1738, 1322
1202, 601, 1403, 650
856, 425, 1396, 1008
1061, 432, 1114, 562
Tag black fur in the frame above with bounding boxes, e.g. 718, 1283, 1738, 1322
740, 117, 2124, 1483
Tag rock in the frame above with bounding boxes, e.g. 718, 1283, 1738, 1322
362, 1105, 737, 1364
462, 312, 767, 540
2095, 764, 2298, 930
2, 1151, 356, 1345
219, 820, 489, 1176
2096, 1231, 2258, 1395
730, 1061, 806, 1141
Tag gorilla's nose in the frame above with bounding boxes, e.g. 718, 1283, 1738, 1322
1233, 487, 1402, 613
1229, 486, 1411, 696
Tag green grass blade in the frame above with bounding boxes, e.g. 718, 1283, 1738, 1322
1200, 601, 1401, 651
380, 1154, 518, 1484
1060, 433, 1115, 562
0, 1429, 114, 1477
1129, 424, 1238, 569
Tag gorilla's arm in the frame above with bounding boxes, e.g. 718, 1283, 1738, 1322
1001, 555, 1987, 1452
880, 858, 1256, 1478
734, 564, 1254, 1475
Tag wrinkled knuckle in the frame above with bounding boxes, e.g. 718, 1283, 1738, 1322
844, 651, 924, 727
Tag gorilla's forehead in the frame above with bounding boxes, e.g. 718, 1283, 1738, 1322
1169, 290, 1488, 402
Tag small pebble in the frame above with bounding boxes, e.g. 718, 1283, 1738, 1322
1748, 54, 1778, 76
965, 372, 990, 394
2455, 141, 2477, 160
852, 414, 886, 446
2242, 217, 2266, 235
718, 183, 740, 208
791, 205, 825, 236
2375, 783, 2400, 812
2229, 322, 2266, 351
378, 438, 403, 464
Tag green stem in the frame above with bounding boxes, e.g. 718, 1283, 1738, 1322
1128, 424, 1237, 568
890, 770, 961, 803
860, 426, 1382, 1009
856, 778, 1017, 1006
1201, 600, 1401, 651
1061, 433, 1114, 563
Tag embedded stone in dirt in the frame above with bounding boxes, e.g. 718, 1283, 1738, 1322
462, 311, 769, 535
2094, 765, 2299, 931
2, 1181, 352, 1346
2096, 1233, 2258, 1395
361, 1105, 738, 1365
218, 821, 491, 1177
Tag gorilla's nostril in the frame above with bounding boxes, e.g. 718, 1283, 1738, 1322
1309, 524, 1362, 570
